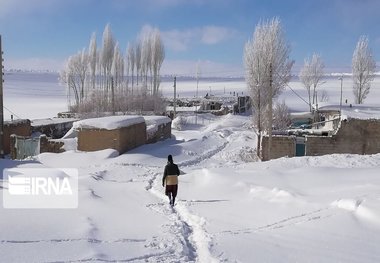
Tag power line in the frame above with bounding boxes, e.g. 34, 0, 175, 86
285, 83, 310, 106
3, 105, 22, 119
0, 35, 4, 158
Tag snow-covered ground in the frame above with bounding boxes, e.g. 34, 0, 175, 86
1, 112, 380, 262
1, 72, 380, 262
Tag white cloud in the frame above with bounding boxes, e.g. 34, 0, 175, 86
201, 26, 234, 45
161, 26, 237, 52
161, 29, 198, 52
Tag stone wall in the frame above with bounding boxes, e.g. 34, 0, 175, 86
77, 122, 146, 154
260, 135, 296, 161
146, 122, 172, 144
4, 119, 31, 155
306, 118, 380, 156
40, 135, 65, 154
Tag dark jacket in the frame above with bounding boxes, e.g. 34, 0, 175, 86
162, 162, 180, 186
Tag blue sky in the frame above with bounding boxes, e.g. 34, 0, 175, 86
0, 0, 379, 76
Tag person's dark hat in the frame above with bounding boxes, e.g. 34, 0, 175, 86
168, 155, 173, 163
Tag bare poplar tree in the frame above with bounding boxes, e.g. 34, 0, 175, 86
310, 54, 324, 106
60, 49, 89, 110
299, 57, 313, 112
111, 42, 124, 113
140, 33, 152, 92
88, 32, 97, 91
273, 100, 291, 131
127, 43, 136, 93
61, 23, 166, 115
100, 23, 115, 95
352, 35, 376, 104
135, 42, 142, 87
299, 54, 324, 111
244, 17, 293, 159
151, 28, 165, 95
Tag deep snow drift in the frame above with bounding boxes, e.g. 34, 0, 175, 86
1, 113, 380, 262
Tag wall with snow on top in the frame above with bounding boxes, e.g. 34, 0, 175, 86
144, 116, 172, 144
306, 118, 380, 156
75, 116, 147, 154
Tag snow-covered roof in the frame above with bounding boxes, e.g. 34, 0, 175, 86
4, 119, 30, 126
73, 116, 145, 130
143, 116, 171, 126
290, 112, 313, 120
32, 118, 79, 127
318, 104, 380, 120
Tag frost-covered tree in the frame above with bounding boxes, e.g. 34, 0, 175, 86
299, 54, 324, 111
131, 26, 165, 96
273, 100, 291, 131
352, 36, 376, 104
127, 43, 136, 92
140, 32, 152, 91
60, 23, 166, 115
100, 23, 115, 92
135, 42, 142, 87
111, 42, 124, 113
319, 90, 329, 103
60, 49, 90, 110
151, 28, 165, 95
88, 32, 97, 91
244, 17, 293, 159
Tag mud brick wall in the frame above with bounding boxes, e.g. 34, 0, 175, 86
4, 120, 31, 155
77, 122, 146, 154
306, 119, 380, 156
40, 135, 65, 154
261, 135, 296, 161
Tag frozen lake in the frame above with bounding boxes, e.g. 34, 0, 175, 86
3, 72, 380, 120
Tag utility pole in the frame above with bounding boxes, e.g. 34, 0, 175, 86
0, 35, 4, 158
173, 76, 177, 118
339, 75, 343, 121
267, 63, 273, 161
195, 64, 199, 125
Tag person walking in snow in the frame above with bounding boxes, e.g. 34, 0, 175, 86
162, 155, 180, 206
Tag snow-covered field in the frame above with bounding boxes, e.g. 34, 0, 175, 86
1, 73, 380, 262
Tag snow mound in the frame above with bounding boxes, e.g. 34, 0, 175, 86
249, 186, 297, 203
38, 149, 119, 168
331, 199, 380, 225
331, 199, 362, 212
62, 127, 77, 139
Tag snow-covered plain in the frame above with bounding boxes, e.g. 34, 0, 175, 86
1, 73, 380, 262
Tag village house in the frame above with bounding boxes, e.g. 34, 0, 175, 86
10, 115, 172, 159
259, 104, 380, 161
74, 115, 172, 155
